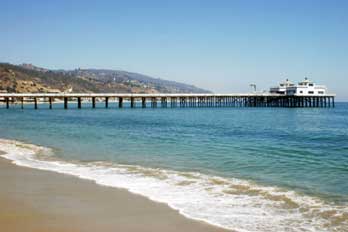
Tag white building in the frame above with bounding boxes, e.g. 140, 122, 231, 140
270, 79, 295, 94
270, 78, 327, 96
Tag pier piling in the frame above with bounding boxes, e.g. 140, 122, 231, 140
130, 97, 135, 108
34, 98, 38, 109
161, 97, 167, 108
64, 97, 68, 109
77, 97, 81, 109
142, 97, 146, 108
92, 97, 96, 108
151, 97, 157, 108
5, 97, 9, 109
119, 97, 123, 108
105, 97, 109, 108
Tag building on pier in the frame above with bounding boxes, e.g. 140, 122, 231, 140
269, 79, 295, 94
270, 78, 328, 96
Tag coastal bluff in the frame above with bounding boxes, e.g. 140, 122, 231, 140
0, 63, 210, 94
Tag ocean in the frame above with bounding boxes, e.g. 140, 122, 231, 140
0, 102, 347, 231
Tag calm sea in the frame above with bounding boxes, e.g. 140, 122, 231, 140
0, 102, 347, 231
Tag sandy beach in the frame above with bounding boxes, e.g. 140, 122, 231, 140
0, 155, 228, 232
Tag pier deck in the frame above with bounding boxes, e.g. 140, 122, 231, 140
0, 93, 335, 109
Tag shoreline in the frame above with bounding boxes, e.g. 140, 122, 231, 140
0, 155, 229, 232
1, 138, 346, 231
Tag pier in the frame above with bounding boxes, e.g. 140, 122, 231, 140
0, 93, 335, 109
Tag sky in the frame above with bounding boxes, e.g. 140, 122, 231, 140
1, 0, 348, 100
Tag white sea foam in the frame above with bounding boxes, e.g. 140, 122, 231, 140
0, 138, 347, 232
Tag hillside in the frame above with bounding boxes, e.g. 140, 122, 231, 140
0, 63, 210, 94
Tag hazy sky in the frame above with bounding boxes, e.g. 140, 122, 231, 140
1, 0, 347, 100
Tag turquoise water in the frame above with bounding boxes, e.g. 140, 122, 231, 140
0, 102, 347, 231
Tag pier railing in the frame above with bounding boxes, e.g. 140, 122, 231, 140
0, 93, 336, 109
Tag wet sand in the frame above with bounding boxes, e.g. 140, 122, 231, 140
0, 156, 229, 232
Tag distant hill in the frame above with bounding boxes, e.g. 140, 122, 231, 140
0, 63, 211, 94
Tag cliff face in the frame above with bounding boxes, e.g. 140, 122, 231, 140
0, 63, 211, 94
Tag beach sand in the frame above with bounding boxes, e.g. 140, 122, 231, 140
0, 156, 229, 232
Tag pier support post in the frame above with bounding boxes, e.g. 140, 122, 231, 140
34, 98, 38, 109
21, 97, 24, 109
131, 97, 135, 108
188, 97, 193, 107
92, 97, 96, 108
64, 97, 68, 109
287, 97, 290, 108
49, 97, 53, 109
264, 97, 268, 107
151, 97, 157, 108
291, 97, 295, 108
320, 97, 323, 108
77, 97, 81, 109
161, 97, 167, 108
119, 97, 123, 108
216, 97, 221, 107
297, 97, 300, 107
105, 97, 109, 108
142, 97, 146, 108
5, 97, 9, 109
316, 97, 319, 108
301, 97, 304, 107
309, 97, 312, 107
170, 97, 177, 108
197, 97, 202, 107
332, 97, 335, 108
179, 97, 185, 107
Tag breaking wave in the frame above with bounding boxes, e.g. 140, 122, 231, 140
0, 138, 347, 232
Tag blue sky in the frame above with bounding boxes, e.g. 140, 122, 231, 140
1, 0, 347, 100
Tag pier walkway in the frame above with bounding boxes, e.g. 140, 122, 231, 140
0, 93, 335, 109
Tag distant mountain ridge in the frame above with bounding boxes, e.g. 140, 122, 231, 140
0, 63, 211, 94
68, 68, 210, 93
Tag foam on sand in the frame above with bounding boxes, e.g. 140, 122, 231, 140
0, 138, 347, 232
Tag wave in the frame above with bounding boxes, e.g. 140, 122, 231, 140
0, 138, 347, 232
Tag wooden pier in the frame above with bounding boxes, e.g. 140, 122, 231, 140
0, 93, 335, 109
